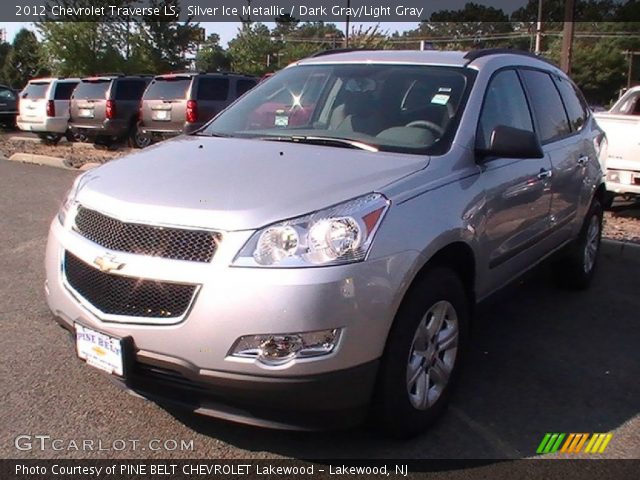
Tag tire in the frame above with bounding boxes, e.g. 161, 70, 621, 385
372, 267, 469, 438
37, 133, 62, 145
129, 125, 151, 149
602, 191, 615, 210
554, 198, 603, 290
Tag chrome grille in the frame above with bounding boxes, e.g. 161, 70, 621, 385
74, 206, 219, 263
64, 251, 197, 319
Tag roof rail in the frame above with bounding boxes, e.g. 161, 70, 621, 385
464, 48, 557, 66
309, 48, 373, 58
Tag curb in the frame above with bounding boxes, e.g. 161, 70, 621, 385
601, 239, 640, 262
9, 135, 70, 144
4, 153, 102, 171
8, 152, 75, 170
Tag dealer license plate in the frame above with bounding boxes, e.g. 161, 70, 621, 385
75, 324, 124, 377
152, 110, 170, 121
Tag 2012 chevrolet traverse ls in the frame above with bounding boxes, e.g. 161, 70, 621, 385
45, 50, 606, 436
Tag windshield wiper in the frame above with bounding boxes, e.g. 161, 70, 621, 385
261, 135, 379, 152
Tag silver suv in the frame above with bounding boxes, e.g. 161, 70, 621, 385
45, 49, 606, 436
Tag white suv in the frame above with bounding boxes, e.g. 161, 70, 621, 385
17, 77, 80, 144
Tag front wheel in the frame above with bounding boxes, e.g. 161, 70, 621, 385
37, 133, 62, 145
554, 198, 603, 290
372, 267, 469, 438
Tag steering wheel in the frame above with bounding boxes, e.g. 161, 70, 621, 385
405, 120, 445, 137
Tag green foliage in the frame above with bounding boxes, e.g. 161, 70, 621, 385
3, 29, 49, 89
195, 33, 231, 72
227, 23, 275, 76
0, 42, 12, 85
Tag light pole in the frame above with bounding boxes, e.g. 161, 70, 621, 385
560, 0, 576, 74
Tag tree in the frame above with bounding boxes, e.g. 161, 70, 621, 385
227, 23, 275, 75
137, 0, 201, 73
0, 41, 12, 84
3, 29, 49, 89
195, 33, 231, 72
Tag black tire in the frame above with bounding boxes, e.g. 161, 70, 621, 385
554, 198, 603, 290
37, 133, 62, 145
372, 267, 470, 438
602, 191, 615, 210
129, 124, 151, 149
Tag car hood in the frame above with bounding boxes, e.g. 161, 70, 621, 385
77, 135, 429, 231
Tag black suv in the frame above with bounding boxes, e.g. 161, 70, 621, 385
69, 75, 152, 148
0, 84, 18, 128
139, 72, 257, 140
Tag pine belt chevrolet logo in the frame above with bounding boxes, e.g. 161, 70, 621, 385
537, 433, 613, 454
93, 254, 125, 273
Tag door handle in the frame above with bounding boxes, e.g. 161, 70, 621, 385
577, 155, 589, 166
537, 168, 553, 180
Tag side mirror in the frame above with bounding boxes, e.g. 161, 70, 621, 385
477, 125, 544, 160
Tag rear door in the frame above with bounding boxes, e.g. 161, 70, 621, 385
19, 81, 50, 124
52, 81, 78, 119
140, 75, 192, 132
70, 79, 111, 127
113, 79, 149, 123
193, 76, 230, 125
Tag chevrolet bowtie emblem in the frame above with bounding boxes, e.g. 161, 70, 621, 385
93, 254, 125, 273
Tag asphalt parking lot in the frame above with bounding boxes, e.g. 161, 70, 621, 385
0, 159, 638, 461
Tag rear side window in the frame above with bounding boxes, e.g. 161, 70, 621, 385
520, 70, 571, 143
115, 80, 148, 101
54, 82, 78, 100
0, 88, 16, 101
477, 69, 533, 150
554, 76, 588, 131
197, 77, 229, 101
236, 79, 256, 97
74, 80, 110, 100
143, 77, 191, 100
21, 82, 49, 99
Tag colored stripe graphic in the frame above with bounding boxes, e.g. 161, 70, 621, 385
539, 433, 613, 454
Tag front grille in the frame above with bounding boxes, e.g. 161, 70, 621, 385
74, 206, 219, 263
64, 251, 197, 319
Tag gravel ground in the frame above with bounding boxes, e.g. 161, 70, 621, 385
2, 130, 640, 244
604, 200, 640, 244
0, 133, 130, 168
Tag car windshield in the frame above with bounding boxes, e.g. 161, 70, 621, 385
21, 82, 49, 99
74, 80, 110, 100
200, 64, 470, 155
143, 76, 191, 100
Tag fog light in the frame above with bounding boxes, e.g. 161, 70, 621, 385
229, 329, 341, 365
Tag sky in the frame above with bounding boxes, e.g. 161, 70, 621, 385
0, 21, 420, 46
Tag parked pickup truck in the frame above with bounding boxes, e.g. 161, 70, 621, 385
594, 86, 640, 206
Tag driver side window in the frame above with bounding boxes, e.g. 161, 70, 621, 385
477, 69, 534, 150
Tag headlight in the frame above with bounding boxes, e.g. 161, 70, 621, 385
57, 173, 90, 227
233, 193, 389, 267
229, 329, 341, 366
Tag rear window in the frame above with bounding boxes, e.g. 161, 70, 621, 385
236, 79, 257, 97
74, 80, 110, 100
21, 82, 50, 99
143, 77, 191, 100
54, 82, 78, 100
196, 77, 229, 101
115, 80, 148, 101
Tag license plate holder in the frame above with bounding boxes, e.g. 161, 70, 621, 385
75, 323, 132, 378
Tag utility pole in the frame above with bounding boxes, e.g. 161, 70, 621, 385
535, 0, 543, 55
345, 0, 350, 47
560, 0, 576, 74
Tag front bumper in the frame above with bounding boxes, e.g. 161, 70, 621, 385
46, 211, 417, 427
17, 116, 68, 134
